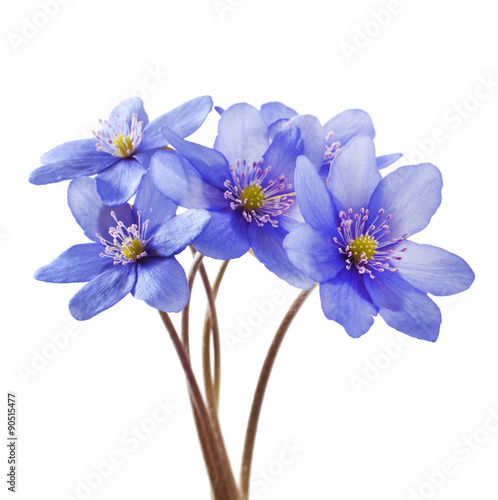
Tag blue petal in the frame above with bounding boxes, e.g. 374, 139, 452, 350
214, 103, 269, 165
150, 150, 226, 210
160, 126, 230, 188
295, 155, 337, 233
327, 136, 381, 214
139, 95, 213, 150
268, 119, 289, 141
108, 97, 149, 129
396, 241, 475, 296
151, 209, 211, 257
95, 158, 147, 206
376, 153, 402, 170
286, 115, 325, 169
40, 138, 98, 164
284, 224, 344, 283
68, 177, 134, 243
260, 102, 297, 127
215, 106, 225, 115
133, 174, 177, 235
69, 265, 137, 320
322, 109, 375, 144
260, 122, 302, 181
193, 209, 250, 259
368, 163, 443, 241
249, 224, 314, 289
34, 244, 112, 283
364, 270, 441, 342
320, 269, 378, 338
133, 257, 189, 313
29, 154, 116, 185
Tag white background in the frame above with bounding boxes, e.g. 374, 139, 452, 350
2, 1, 497, 499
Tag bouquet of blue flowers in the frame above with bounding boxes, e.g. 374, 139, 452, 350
30, 95, 474, 500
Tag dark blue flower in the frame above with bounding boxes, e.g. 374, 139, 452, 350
29, 96, 213, 206
150, 103, 326, 288
34, 174, 210, 320
258, 101, 402, 178
284, 136, 474, 341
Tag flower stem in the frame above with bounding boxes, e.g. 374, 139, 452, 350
202, 260, 230, 408
239, 283, 318, 500
158, 311, 233, 500
181, 251, 239, 499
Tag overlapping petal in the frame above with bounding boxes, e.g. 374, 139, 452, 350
69, 265, 137, 321
320, 270, 378, 338
396, 241, 475, 296
150, 150, 226, 210
133, 257, 189, 313
68, 177, 134, 243
214, 103, 269, 165
34, 244, 112, 283
327, 136, 381, 214
368, 163, 442, 241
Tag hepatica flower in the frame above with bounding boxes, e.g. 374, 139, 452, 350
34, 175, 210, 320
29, 96, 213, 206
284, 136, 474, 341
150, 103, 325, 288
258, 101, 401, 178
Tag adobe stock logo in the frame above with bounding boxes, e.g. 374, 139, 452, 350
7, 0, 72, 54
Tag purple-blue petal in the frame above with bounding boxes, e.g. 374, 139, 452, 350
29, 154, 116, 185
151, 209, 211, 257
396, 241, 474, 296
364, 270, 441, 342
249, 224, 314, 289
150, 150, 226, 210
68, 177, 134, 243
260, 102, 298, 127
376, 153, 402, 170
108, 97, 149, 129
193, 209, 250, 260
320, 270, 378, 338
260, 122, 302, 181
160, 126, 229, 188
40, 138, 98, 164
294, 155, 337, 233
214, 103, 269, 165
139, 95, 213, 150
327, 136, 381, 214
322, 109, 376, 144
95, 158, 147, 206
69, 264, 137, 320
286, 115, 325, 170
368, 163, 443, 241
34, 243, 112, 283
133, 257, 189, 313
268, 119, 289, 141
133, 173, 178, 235
284, 224, 344, 283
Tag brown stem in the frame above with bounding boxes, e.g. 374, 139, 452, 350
239, 283, 318, 500
158, 311, 232, 500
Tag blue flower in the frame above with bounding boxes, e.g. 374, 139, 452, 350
258, 101, 402, 178
150, 103, 326, 288
284, 136, 474, 341
29, 96, 213, 206
34, 174, 210, 320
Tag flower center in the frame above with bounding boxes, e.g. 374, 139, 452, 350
349, 235, 377, 263
240, 184, 264, 211
93, 113, 144, 158
224, 159, 294, 228
96, 211, 151, 265
333, 208, 409, 278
